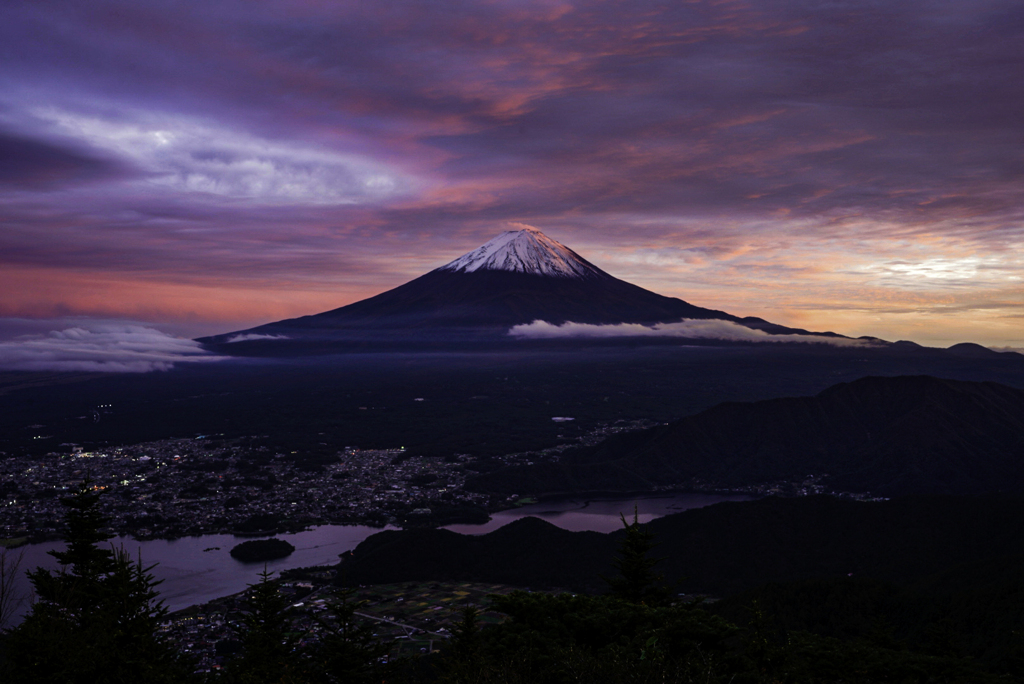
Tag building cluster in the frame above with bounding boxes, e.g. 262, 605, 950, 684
488, 417, 661, 468
0, 419, 672, 543
0, 437, 491, 542
663, 473, 886, 501
0, 419, 869, 546
161, 576, 513, 675
160, 578, 320, 674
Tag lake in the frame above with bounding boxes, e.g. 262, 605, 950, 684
4, 492, 752, 623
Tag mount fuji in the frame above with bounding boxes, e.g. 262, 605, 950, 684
201, 227, 850, 351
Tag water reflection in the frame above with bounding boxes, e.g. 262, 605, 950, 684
446, 492, 753, 534
10, 524, 394, 618
9, 492, 751, 620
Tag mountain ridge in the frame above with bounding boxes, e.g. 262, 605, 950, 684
337, 493, 1024, 596
466, 375, 1024, 497
200, 228, 855, 348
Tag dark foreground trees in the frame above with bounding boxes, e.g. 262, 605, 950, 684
1, 483, 195, 684
603, 507, 671, 606
1, 489, 1015, 683
423, 588, 1008, 684
418, 510, 1008, 684
224, 568, 297, 684
225, 569, 390, 684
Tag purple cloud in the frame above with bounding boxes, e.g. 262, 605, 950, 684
0, 1, 1022, 347
0, 325, 226, 373
0, 130, 132, 189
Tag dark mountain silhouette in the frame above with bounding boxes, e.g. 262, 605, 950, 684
338, 494, 1024, 597
336, 494, 1024, 669
467, 375, 1024, 497
337, 516, 613, 590
199, 227, 848, 349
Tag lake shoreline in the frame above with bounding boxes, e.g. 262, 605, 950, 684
8, 492, 754, 625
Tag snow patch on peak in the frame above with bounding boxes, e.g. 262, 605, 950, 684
438, 227, 601, 279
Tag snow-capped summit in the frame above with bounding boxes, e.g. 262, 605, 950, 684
437, 227, 602, 279
204, 225, 823, 349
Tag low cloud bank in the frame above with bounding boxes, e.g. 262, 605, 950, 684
0, 325, 228, 372
225, 333, 289, 343
509, 319, 875, 347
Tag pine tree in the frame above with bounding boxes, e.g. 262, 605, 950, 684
3, 482, 194, 684
743, 598, 791, 683
438, 605, 484, 684
311, 587, 390, 684
226, 567, 297, 684
603, 507, 671, 606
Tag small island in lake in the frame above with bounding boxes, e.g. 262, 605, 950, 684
229, 538, 296, 563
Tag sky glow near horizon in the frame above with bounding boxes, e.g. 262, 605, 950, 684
1, 0, 1023, 349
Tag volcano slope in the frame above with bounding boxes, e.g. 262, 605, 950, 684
199, 226, 849, 354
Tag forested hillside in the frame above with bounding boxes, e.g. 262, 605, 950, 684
469, 376, 1024, 496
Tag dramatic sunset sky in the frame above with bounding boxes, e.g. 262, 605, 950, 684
2, 0, 1023, 352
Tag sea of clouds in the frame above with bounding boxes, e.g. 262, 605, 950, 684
0, 325, 227, 373
0, 317, 896, 374
509, 319, 877, 347
224, 333, 288, 343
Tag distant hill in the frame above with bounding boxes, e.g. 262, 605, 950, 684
339, 494, 1024, 674
468, 375, 1024, 496
338, 494, 1024, 597
338, 516, 613, 590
